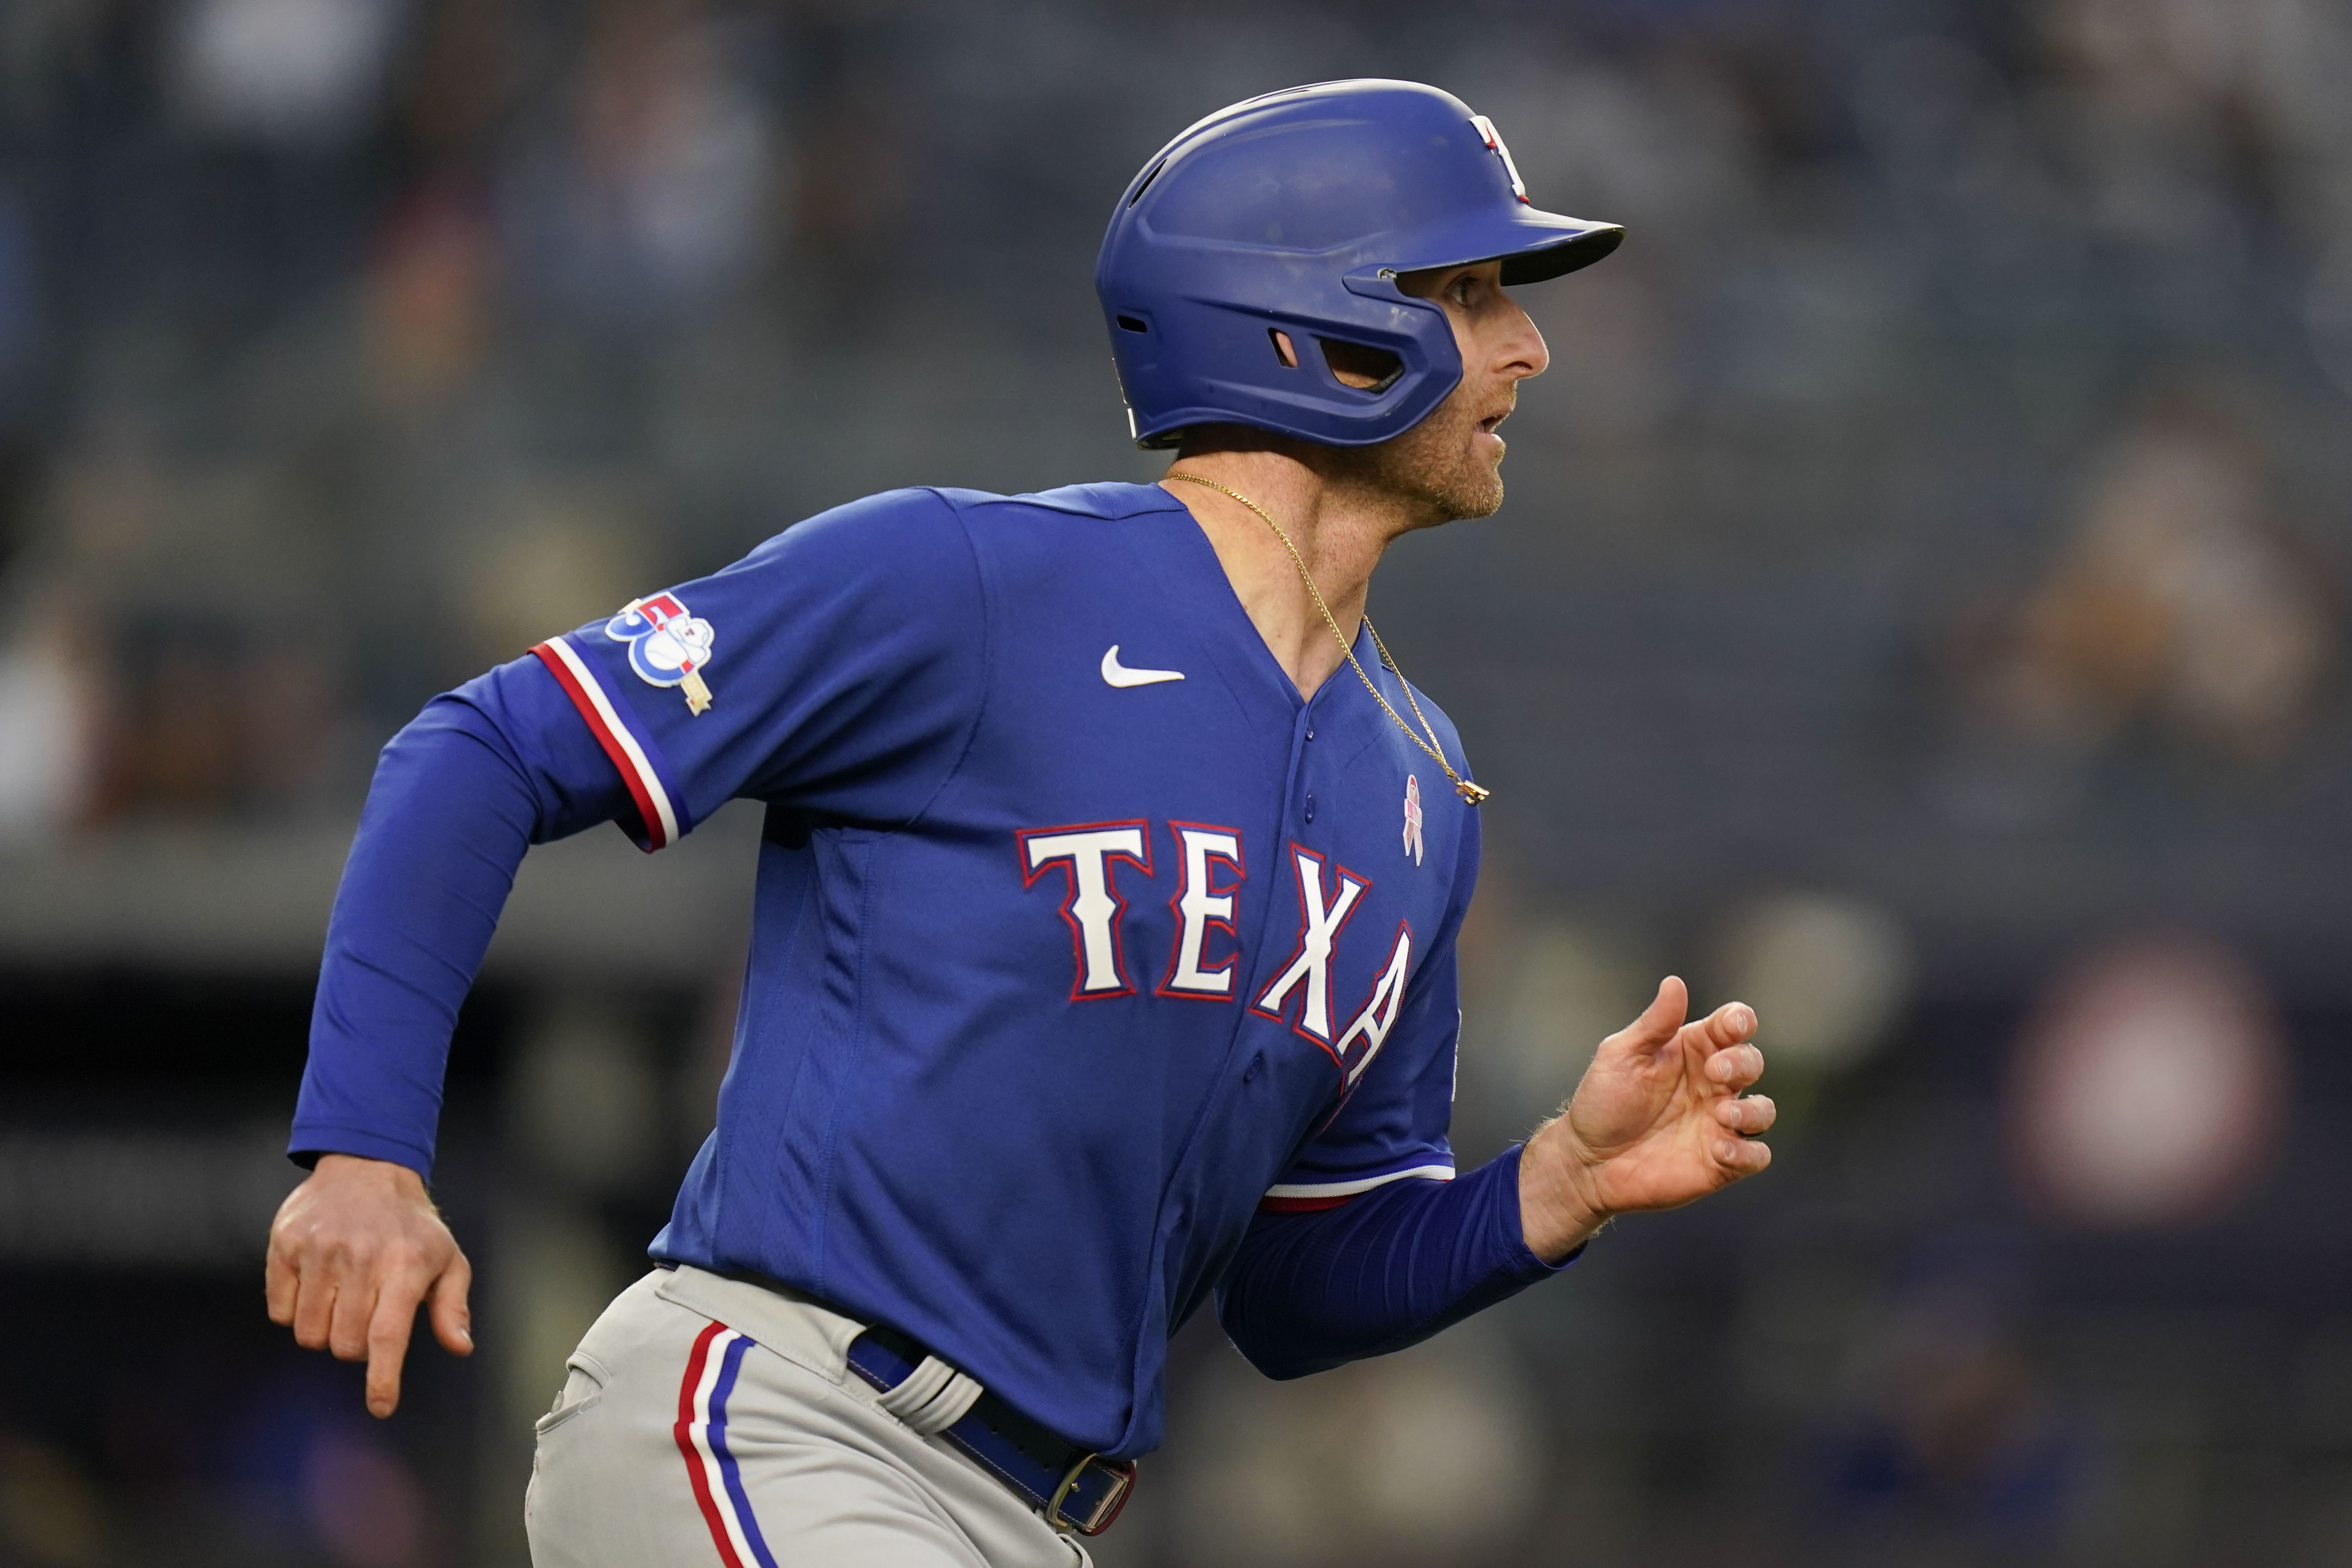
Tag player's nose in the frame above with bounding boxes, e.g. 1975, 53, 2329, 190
1501, 298, 1549, 382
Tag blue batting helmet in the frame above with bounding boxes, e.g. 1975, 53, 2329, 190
1095, 79, 1623, 450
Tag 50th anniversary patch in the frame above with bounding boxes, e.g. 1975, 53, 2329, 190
607, 593, 716, 715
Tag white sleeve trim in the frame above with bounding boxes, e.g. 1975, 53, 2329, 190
542, 635, 681, 849
1263, 1163, 1456, 1200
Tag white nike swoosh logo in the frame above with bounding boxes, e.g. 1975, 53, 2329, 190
1101, 645, 1185, 688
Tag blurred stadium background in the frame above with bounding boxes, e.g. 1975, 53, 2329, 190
4, 0, 2352, 1564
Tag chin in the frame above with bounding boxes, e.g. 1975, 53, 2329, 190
1454, 481, 1505, 521
1420, 474, 1502, 524
1446, 456, 1506, 521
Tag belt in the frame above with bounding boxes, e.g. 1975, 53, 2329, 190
844, 1322, 1137, 1537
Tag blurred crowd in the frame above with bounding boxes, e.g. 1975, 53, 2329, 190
4, 0, 2352, 1564
2, 0, 2351, 844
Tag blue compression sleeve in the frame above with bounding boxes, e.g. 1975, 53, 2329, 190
1216, 1144, 1579, 1379
289, 659, 628, 1177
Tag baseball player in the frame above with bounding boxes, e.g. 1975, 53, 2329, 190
266, 80, 1774, 1566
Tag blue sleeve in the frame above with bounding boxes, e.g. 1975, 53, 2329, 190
289, 657, 628, 1176
1220, 799, 1579, 1376
290, 488, 988, 1176
525, 487, 987, 849
1216, 1145, 1577, 1379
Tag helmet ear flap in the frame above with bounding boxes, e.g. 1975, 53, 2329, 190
1316, 339, 1405, 394
1269, 328, 1404, 394
1112, 288, 1458, 450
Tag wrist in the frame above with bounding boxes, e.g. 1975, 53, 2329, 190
315, 1152, 430, 1198
1517, 1120, 1609, 1263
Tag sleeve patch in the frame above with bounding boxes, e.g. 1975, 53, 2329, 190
605, 593, 716, 716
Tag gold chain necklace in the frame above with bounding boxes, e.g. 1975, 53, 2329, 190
1166, 472, 1489, 806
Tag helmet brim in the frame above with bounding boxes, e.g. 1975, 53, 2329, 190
1389, 209, 1626, 287
1497, 222, 1625, 284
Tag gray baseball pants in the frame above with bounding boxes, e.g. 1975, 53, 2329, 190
525, 1267, 1093, 1568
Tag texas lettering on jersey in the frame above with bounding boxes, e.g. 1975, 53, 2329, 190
1019, 819, 1414, 1087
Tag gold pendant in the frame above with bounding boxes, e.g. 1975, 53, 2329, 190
682, 669, 713, 715
1455, 779, 1489, 806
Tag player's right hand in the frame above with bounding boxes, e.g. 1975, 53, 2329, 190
266, 1153, 474, 1418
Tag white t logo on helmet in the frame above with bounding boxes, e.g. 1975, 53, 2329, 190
1469, 113, 1528, 204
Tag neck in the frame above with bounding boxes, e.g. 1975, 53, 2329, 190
1160, 441, 1424, 699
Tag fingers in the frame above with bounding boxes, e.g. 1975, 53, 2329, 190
1605, 976, 1690, 1059
370, 1247, 477, 1416
278, 1236, 463, 1418
1710, 1086, 1774, 1177
329, 1263, 378, 1362
264, 1240, 298, 1327
1686, 1003, 1764, 1105
1692, 1000, 1756, 1051
1712, 1135, 1773, 1175
428, 1251, 475, 1358
290, 1254, 340, 1353
1613, 987, 1757, 1061
365, 1274, 426, 1419
1705, 1043, 1765, 1090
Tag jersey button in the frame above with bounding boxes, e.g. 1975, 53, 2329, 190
1243, 1052, 1263, 1083
1303, 793, 1316, 823
1305, 726, 1315, 740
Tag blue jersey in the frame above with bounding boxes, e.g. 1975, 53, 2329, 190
294, 480, 1511, 1459
540, 481, 1477, 1454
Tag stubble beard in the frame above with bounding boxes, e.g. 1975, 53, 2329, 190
1329, 381, 1506, 527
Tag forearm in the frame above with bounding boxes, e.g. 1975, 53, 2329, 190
1216, 1145, 1577, 1380
291, 669, 627, 1177
291, 707, 540, 1174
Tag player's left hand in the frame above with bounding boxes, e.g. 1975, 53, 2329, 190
1517, 975, 1773, 1262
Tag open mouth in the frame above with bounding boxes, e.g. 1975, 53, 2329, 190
1477, 409, 1510, 436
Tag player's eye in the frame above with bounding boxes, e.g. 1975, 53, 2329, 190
1448, 277, 1476, 307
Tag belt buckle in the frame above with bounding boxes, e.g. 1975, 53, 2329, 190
1045, 1452, 1137, 1537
